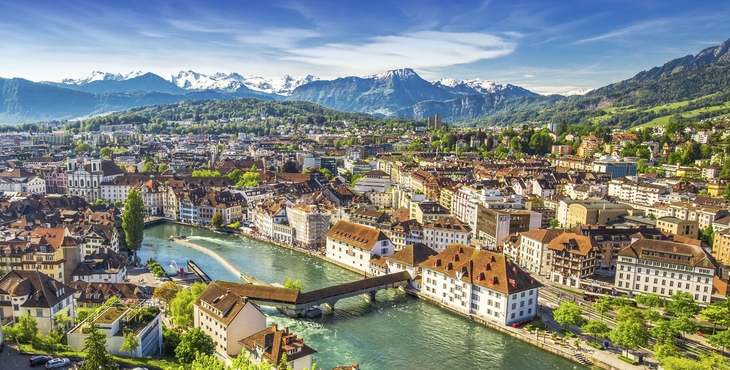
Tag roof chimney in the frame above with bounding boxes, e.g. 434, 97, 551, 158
226, 288, 230, 295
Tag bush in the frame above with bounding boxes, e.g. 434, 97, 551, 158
559, 329, 576, 338
619, 355, 639, 365
147, 259, 165, 278
586, 341, 604, 350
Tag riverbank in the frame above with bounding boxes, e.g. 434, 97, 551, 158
149, 221, 604, 368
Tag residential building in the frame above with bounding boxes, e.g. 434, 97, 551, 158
66, 281, 151, 308
240, 323, 316, 370
385, 243, 438, 289
71, 248, 128, 283
615, 239, 716, 304
412, 201, 450, 224
551, 145, 572, 156
0, 270, 76, 334
422, 216, 471, 252
325, 221, 394, 275
194, 281, 267, 360
515, 229, 565, 276
420, 244, 541, 325
253, 200, 288, 238
656, 217, 699, 239
546, 233, 599, 288
566, 200, 633, 227
607, 178, 669, 205
712, 228, 730, 266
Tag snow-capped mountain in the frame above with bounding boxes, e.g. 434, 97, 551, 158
432, 78, 538, 98
365, 68, 420, 81
168, 71, 318, 96
60, 71, 146, 85
562, 88, 594, 96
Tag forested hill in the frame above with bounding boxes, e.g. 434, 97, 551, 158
469, 60, 730, 128
63, 98, 421, 135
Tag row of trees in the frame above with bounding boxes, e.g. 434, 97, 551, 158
551, 292, 730, 368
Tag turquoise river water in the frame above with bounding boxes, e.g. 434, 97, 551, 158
140, 223, 585, 370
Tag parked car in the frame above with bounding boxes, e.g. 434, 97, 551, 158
29, 355, 53, 367
44, 358, 71, 369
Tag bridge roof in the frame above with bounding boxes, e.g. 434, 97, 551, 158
208, 271, 411, 306
296, 271, 410, 305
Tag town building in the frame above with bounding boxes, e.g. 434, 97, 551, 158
325, 220, 394, 275
476, 208, 542, 247
194, 281, 267, 360
514, 229, 565, 276
420, 244, 542, 325
0, 270, 76, 334
385, 243, 438, 289
615, 239, 716, 304
422, 216, 471, 252
65, 150, 125, 202
546, 233, 598, 288
287, 203, 331, 248
655, 217, 699, 239
240, 323, 316, 370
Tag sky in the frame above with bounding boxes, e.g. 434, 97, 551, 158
2, 0, 730, 94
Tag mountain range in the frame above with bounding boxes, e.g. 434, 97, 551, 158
1, 36, 730, 125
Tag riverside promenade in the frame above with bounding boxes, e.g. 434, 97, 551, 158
170, 239, 268, 285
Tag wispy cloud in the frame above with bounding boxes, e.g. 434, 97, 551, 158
237, 28, 321, 49
282, 31, 516, 75
572, 20, 668, 44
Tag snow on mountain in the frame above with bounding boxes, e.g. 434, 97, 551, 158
167, 71, 318, 96
60, 71, 145, 85
365, 68, 419, 81
433, 78, 511, 94
562, 88, 594, 96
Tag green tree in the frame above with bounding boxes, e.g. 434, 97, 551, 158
278, 353, 292, 370
665, 291, 700, 318
113, 200, 123, 208
120, 331, 140, 357
142, 161, 155, 173
553, 301, 584, 330
283, 278, 304, 292
319, 168, 333, 180
580, 319, 610, 342
211, 211, 223, 228
653, 339, 681, 363
634, 293, 664, 308
192, 169, 222, 177
175, 327, 215, 363
80, 326, 116, 370
237, 171, 261, 188
548, 218, 561, 228
615, 306, 645, 325
528, 130, 554, 155
162, 326, 181, 356
52, 308, 73, 332
191, 352, 226, 370
671, 315, 697, 339
707, 329, 730, 355
350, 174, 364, 188
724, 184, 730, 201
650, 319, 680, 342
702, 225, 715, 247
594, 296, 614, 321
158, 163, 169, 173
170, 282, 207, 327
610, 320, 650, 357
227, 169, 244, 183
75, 142, 93, 152
76, 308, 93, 323
701, 300, 730, 334
122, 189, 145, 261
14, 313, 39, 343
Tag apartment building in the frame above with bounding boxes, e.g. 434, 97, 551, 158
655, 217, 699, 239
546, 233, 598, 288
194, 281, 267, 360
422, 216, 471, 252
615, 239, 716, 304
0, 270, 76, 334
476, 208, 542, 248
420, 244, 541, 325
325, 220, 394, 275
287, 203, 331, 248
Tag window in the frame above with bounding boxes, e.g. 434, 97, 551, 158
36, 309, 42, 317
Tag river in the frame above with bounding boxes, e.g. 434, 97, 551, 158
140, 223, 584, 370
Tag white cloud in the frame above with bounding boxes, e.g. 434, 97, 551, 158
572, 20, 668, 45
281, 31, 516, 75
237, 28, 321, 49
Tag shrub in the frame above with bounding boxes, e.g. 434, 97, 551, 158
619, 355, 639, 365
586, 341, 605, 350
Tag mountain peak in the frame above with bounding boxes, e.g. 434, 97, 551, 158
367, 68, 420, 81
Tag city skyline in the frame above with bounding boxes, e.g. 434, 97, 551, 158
2, 0, 730, 94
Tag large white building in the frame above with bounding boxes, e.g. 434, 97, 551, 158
614, 239, 716, 304
607, 178, 669, 205
420, 244, 541, 325
0, 271, 76, 334
515, 229, 565, 276
422, 216, 471, 252
325, 220, 395, 275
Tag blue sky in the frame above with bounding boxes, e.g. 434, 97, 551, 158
2, 0, 730, 94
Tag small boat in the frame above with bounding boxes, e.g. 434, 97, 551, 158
303, 307, 323, 318
169, 235, 188, 241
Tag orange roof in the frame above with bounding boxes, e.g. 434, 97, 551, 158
326, 220, 390, 251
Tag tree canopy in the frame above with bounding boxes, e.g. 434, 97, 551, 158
122, 189, 145, 258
